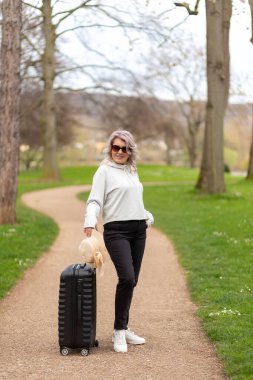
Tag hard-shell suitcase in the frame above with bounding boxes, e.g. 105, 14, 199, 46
58, 263, 98, 356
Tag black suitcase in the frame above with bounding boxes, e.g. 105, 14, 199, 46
58, 263, 98, 356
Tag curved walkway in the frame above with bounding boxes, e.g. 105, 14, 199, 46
0, 186, 226, 379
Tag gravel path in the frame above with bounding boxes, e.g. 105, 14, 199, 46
0, 186, 226, 380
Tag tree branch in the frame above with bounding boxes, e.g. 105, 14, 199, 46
53, 0, 94, 28
55, 64, 138, 82
22, 1, 41, 11
54, 85, 122, 94
56, 23, 121, 38
22, 33, 42, 56
174, 1, 201, 15
74, 37, 119, 66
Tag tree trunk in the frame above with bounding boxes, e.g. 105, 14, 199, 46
188, 126, 198, 168
196, 0, 232, 193
248, 0, 253, 43
180, 101, 204, 168
41, 0, 60, 180
246, 104, 253, 179
246, 2, 253, 178
0, 0, 22, 224
164, 125, 176, 165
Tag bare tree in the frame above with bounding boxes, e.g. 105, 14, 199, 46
23, 1, 98, 179
146, 39, 206, 167
246, 104, 253, 179
40, 0, 59, 179
157, 116, 185, 165
175, 0, 253, 190
0, 0, 22, 224
20, 88, 77, 169
246, 0, 253, 179
248, 0, 253, 42
196, 0, 231, 193
22, 0, 173, 179
100, 93, 186, 164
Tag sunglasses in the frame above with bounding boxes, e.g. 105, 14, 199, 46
111, 145, 128, 154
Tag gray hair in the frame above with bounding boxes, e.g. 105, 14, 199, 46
106, 130, 138, 169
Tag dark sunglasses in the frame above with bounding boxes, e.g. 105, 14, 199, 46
111, 144, 128, 154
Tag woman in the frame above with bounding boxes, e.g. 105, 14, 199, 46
84, 130, 154, 353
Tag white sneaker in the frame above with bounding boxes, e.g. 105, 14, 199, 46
113, 330, 127, 353
125, 328, 145, 345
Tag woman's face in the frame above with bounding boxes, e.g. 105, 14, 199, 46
111, 138, 129, 165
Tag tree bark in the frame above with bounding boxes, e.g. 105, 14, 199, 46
196, 0, 232, 193
246, 1, 253, 178
182, 101, 204, 168
0, 0, 22, 224
41, 0, 60, 180
248, 0, 253, 43
187, 124, 198, 168
246, 104, 253, 179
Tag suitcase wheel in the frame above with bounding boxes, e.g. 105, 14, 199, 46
95, 340, 99, 347
60, 347, 70, 356
80, 348, 89, 356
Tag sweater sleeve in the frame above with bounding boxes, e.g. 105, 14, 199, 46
84, 166, 107, 228
145, 209, 154, 227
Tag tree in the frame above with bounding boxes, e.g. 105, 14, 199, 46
174, 0, 232, 192
23, 0, 96, 180
101, 95, 161, 138
246, 104, 253, 179
249, 0, 253, 43
100, 93, 186, 164
23, 0, 179, 179
0, 0, 22, 224
20, 89, 76, 170
246, 0, 253, 179
175, 0, 253, 190
196, 0, 232, 193
156, 115, 185, 165
40, 0, 59, 179
145, 40, 206, 167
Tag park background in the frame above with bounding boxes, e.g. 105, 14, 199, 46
1, 1, 253, 379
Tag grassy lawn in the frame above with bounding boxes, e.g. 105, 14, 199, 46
0, 164, 252, 379
143, 180, 253, 380
0, 205, 58, 298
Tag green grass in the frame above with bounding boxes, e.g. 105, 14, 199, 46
142, 180, 253, 380
18, 164, 199, 193
1, 164, 252, 378
18, 165, 98, 195
0, 204, 58, 298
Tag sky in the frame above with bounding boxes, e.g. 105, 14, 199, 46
54, 0, 253, 102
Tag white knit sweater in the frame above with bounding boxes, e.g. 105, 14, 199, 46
84, 159, 154, 228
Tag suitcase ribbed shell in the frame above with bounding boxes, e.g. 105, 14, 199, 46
58, 264, 97, 353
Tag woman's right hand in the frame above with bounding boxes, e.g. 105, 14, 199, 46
84, 224, 98, 237
84, 227, 93, 237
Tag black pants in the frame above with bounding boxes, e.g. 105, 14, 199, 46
103, 220, 147, 330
